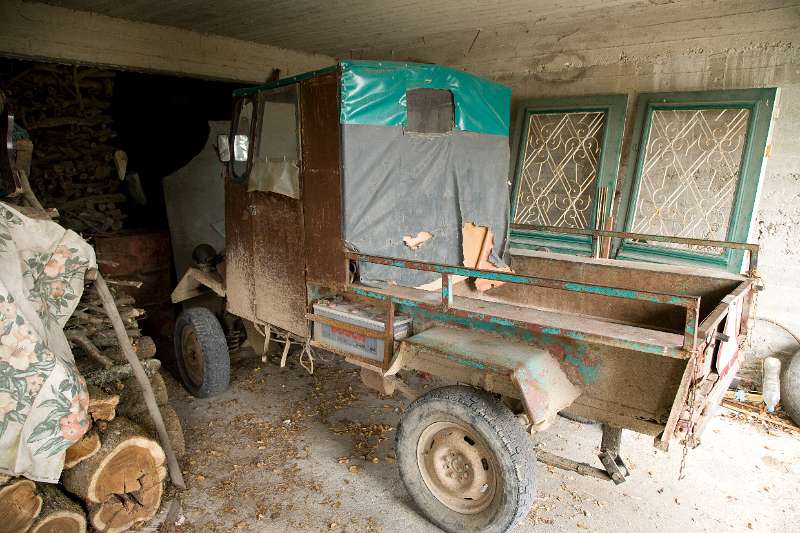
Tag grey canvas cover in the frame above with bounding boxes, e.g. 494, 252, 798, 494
342, 124, 510, 287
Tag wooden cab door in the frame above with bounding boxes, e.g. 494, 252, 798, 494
225, 86, 308, 337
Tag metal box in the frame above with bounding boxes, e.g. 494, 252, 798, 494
312, 300, 411, 362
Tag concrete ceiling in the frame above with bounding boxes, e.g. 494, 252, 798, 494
35, 0, 647, 58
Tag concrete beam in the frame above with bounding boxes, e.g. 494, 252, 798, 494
0, 1, 333, 83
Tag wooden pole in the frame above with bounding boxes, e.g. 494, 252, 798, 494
92, 272, 185, 489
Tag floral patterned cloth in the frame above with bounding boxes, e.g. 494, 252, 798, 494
0, 202, 96, 482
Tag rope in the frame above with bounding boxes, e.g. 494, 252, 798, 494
255, 321, 318, 374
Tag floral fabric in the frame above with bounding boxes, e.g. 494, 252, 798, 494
0, 203, 95, 482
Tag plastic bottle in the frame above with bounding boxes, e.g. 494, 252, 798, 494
762, 357, 782, 413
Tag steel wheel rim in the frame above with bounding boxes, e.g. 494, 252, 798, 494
416, 420, 498, 514
181, 325, 205, 386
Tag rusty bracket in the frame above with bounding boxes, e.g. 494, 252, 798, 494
598, 423, 628, 484
598, 451, 628, 485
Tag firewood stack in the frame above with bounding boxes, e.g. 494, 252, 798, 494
0, 280, 185, 533
0, 63, 126, 233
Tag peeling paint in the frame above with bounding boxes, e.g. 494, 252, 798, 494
402, 231, 433, 250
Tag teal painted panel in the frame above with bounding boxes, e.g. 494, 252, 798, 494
509, 95, 628, 255
339, 60, 511, 137
509, 230, 593, 256
232, 66, 338, 97
616, 88, 778, 273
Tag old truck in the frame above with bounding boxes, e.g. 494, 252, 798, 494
170, 60, 760, 532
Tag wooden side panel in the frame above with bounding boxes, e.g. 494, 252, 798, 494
251, 189, 307, 337
492, 250, 742, 331
224, 176, 256, 322
300, 72, 347, 287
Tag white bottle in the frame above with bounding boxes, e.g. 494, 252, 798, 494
762, 357, 782, 413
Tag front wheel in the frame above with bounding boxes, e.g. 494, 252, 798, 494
174, 307, 230, 398
396, 385, 535, 533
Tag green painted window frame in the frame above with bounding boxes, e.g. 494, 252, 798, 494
509, 95, 628, 256
615, 88, 778, 273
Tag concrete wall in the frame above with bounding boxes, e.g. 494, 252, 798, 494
435, 1, 800, 360
0, 0, 333, 82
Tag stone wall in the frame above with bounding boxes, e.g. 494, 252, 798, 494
0, 0, 333, 83
441, 1, 800, 361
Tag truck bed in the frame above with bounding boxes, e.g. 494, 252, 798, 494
353, 283, 685, 356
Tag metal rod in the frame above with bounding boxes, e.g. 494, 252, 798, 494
511, 224, 759, 268
346, 252, 698, 309
383, 299, 395, 369
535, 450, 612, 482
683, 306, 699, 352
441, 273, 453, 310
697, 279, 754, 341
347, 286, 688, 359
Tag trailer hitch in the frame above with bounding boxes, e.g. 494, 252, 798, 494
535, 424, 630, 485
598, 424, 629, 484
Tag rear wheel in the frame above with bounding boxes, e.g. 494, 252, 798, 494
781, 349, 800, 426
174, 307, 230, 398
397, 385, 535, 533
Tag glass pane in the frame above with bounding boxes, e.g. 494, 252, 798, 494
631, 108, 750, 251
514, 111, 605, 228
232, 99, 253, 179
233, 134, 249, 161
250, 87, 300, 198
406, 89, 454, 134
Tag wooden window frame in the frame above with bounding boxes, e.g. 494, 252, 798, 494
615, 88, 779, 273
509, 94, 628, 256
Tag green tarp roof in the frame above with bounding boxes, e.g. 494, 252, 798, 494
232, 60, 511, 137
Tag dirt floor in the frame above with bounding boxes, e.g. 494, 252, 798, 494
165, 348, 800, 533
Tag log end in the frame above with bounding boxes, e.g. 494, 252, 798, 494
64, 431, 101, 469
0, 479, 43, 533
30, 510, 87, 533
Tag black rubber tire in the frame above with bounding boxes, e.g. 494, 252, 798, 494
396, 385, 535, 533
174, 307, 230, 398
781, 349, 800, 426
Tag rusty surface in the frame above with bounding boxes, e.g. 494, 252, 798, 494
223, 174, 256, 322
347, 252, 699, 308
251, 189, 307, 336
94, 230, 173, 307
94, 229, 171, 275
500, 249, 741, 334
382, 299, 395, 369
94, 231, 176, 363
511, 224, 760, 273
300, 72, 347, 287
347, 251, 741, 439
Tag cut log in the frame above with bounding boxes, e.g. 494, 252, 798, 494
66, 331, 114, 369
82, 358, 161, 387
61, 418, 166, 533
132, 404, 186, 459
86, 385, 119, 421
0, 478, 43, 533
29, 484, 87, 533
104, 335, 157, 363
117, 372, 169, 417
64, 431, 102, 469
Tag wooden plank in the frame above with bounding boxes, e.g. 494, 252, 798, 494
300, 72, 348, 287
224, 175, 256, 321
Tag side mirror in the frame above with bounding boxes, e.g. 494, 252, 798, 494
217, 134, 230, 162
233, 134, 249, 162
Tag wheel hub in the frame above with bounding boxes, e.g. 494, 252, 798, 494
181, 326, 205, 386
417, 421, 497, 514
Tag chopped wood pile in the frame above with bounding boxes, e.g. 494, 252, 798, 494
0, 64, 126, 233
0, 279, 185, 533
